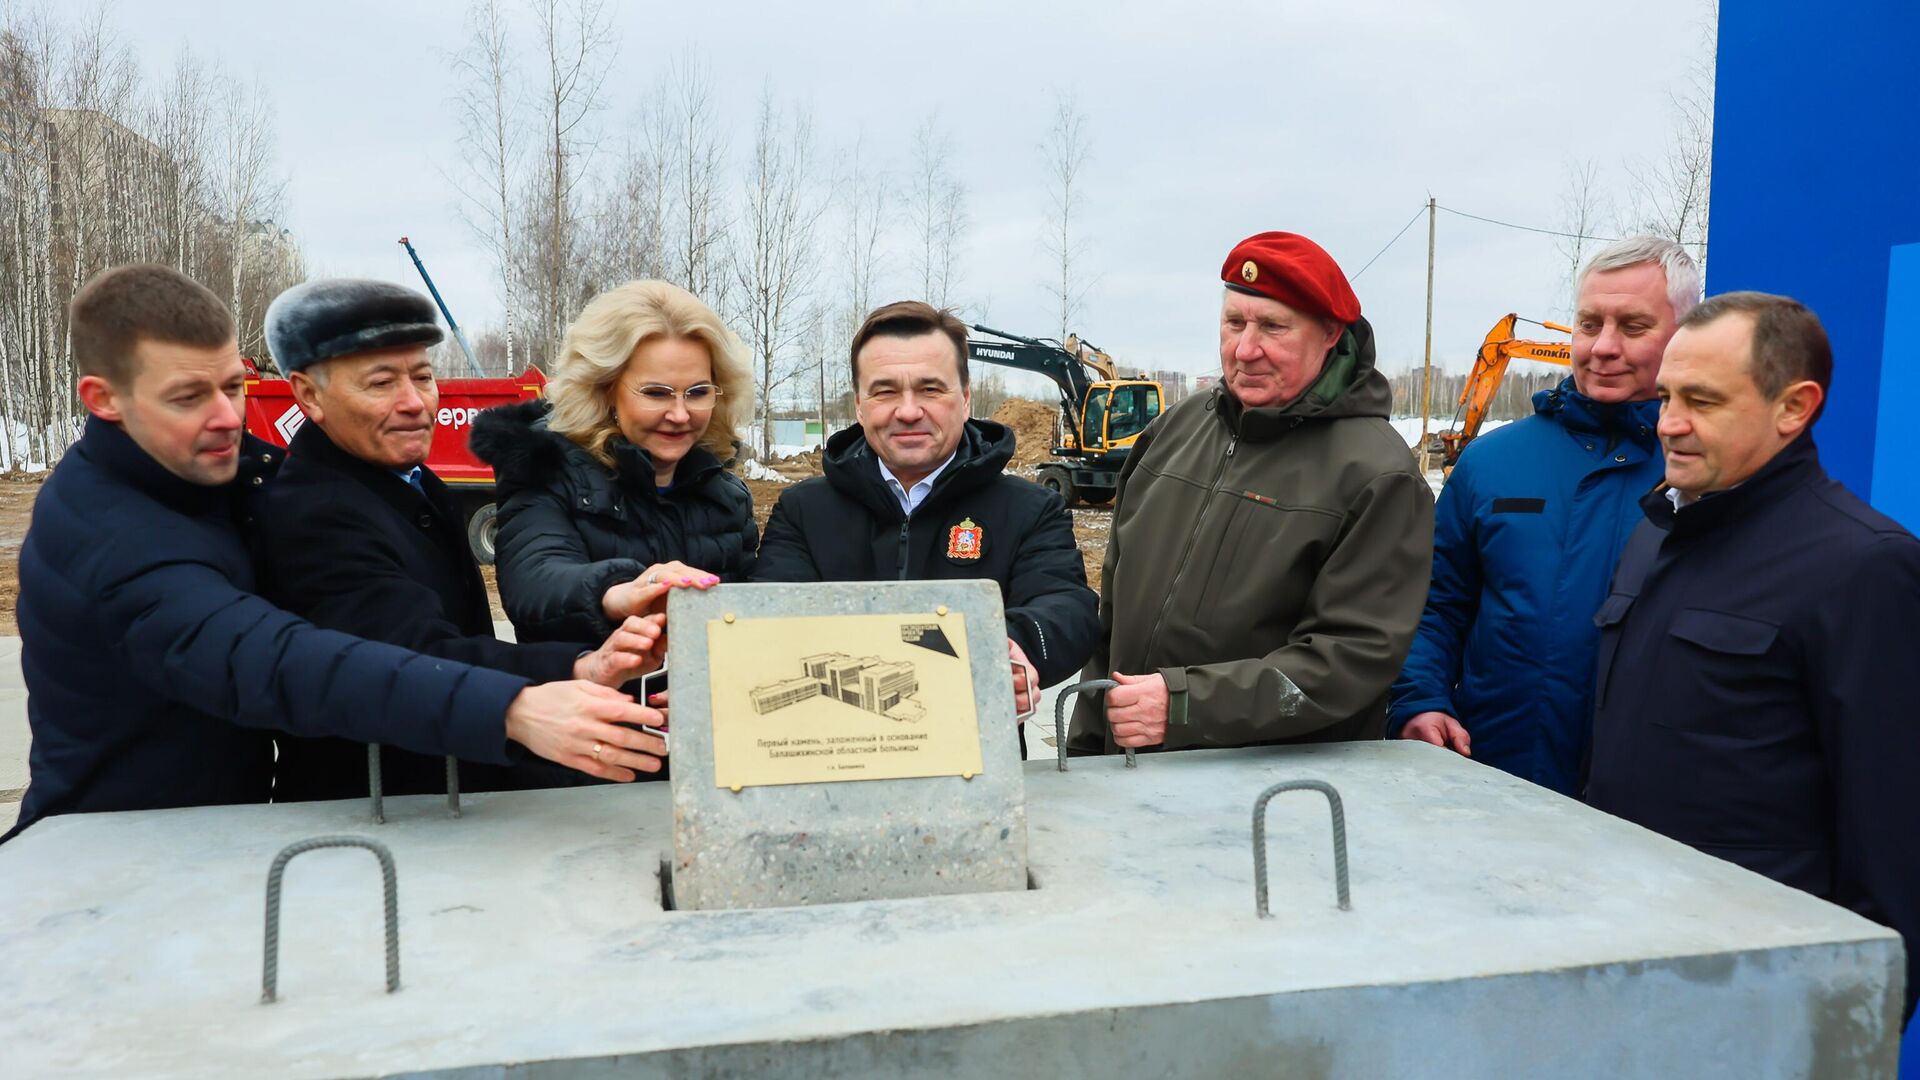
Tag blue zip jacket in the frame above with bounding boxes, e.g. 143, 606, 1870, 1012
1388, 379, 1661, 794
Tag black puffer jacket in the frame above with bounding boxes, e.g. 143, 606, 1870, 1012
754, 419, 1098, 690
470, 401, 758, 644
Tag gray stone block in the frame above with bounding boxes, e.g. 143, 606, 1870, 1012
665, 580, 1028, 910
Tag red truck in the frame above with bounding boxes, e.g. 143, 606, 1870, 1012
241, 361, 547, 564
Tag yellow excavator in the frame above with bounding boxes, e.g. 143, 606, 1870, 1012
1435, 314, 1572, 468
966, 324, 1163, 506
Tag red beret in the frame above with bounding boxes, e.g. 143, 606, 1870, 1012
1221, 231, 1361, 325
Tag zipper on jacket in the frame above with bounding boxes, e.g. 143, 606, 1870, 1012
896, 519, 911, 579
1141, 434, 1239, 658
1022, 612, 1050, 662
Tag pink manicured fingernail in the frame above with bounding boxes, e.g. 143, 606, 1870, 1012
703, 575, 719, 585
679, 576, 693, 585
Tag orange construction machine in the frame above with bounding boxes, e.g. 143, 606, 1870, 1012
1436, 313, 1572, 467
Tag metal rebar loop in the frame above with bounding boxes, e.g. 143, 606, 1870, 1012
261, 835, 401, 1003
445, 756, 462, 818
1053, 679, 1120, 772
366, 744, 384, 824
1252, 779, 1351, 918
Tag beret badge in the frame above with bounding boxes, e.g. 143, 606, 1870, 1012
1241, 260, 1259, 283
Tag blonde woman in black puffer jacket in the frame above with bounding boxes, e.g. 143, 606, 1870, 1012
471, 280, 758, 648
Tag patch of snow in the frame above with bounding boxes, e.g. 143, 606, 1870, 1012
740, 460, 788, 483
1387, 415, 1512, 447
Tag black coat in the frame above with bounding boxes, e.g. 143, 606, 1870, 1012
470, 400, 759, 645
753, 420, 1099, 690
1588, 435, 1920, 1019
7, 418, 529, 841
256, 422, 583, 801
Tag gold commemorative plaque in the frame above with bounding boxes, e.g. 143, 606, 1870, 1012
707, 612, 984, 789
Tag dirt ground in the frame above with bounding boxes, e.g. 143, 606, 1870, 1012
0, 423, 1113, 637
0, 472, 40, 634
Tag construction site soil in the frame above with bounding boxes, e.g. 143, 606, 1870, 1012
0, 405, 1109, 635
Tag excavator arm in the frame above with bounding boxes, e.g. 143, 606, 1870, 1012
1438, 314, 1572, 466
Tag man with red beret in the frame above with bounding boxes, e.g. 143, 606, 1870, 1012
1068, 231, 1434, 754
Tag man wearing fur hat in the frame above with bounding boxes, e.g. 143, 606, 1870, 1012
1069, 232, 1434, 755
7, 265, 670, 842
257, 279, 684, 800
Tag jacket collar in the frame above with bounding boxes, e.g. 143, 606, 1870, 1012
1640, 432, 1822, 536
607, 436, 724, 500
822, 419, 1015, 521
1210, 315, 1391, 441
287, 421, 439, 513
79, 414, 281, 516
1533, 378, 1661, 449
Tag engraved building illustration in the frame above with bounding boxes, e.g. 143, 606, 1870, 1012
751, 652, 925, 721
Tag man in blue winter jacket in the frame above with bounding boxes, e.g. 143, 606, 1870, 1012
1388, 237, 1699, 794
6, 265, 668, 841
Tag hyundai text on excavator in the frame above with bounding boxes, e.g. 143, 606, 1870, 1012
966, 324, 1163, 507
1433, 313, 1573, 468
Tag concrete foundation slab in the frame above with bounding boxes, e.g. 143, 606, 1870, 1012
0, 743, 1903, 1078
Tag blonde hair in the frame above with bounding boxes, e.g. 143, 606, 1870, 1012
545, 280, 752, 467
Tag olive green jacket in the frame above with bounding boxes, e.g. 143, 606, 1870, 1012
1069, 317, 1434, 753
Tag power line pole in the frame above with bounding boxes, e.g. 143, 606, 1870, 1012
1418, 196, 1437, 467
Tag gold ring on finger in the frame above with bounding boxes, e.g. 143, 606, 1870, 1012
592, 742, 603, 760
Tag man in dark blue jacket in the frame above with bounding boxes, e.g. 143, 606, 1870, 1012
1589, 291, 1920, 1019
6, 265, 667, 841
1389, 238, 1699, 794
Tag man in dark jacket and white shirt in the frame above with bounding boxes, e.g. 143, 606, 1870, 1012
256, 279, 671, 800
1587, 291, 1920, 1020
754, 300, 1099, 738
7, 265, 668, 841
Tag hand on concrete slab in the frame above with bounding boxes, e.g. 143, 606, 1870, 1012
1399, 711, 1471, 757
1008, 638, 1038, 720
505, 680, 669, 782
602, 561, 720, 622
1106, 671, 1168, 748
574, 615, 666, 687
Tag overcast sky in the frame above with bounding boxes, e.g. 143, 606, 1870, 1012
107, 0, 1711, 395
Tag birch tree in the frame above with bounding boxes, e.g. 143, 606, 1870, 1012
1040, 92, 1091, 341
452, 0, 527, 374
1629, 0, 1715, 268
907, 115, 966, 309
730, 89, 824, 455
648, 53, 728, 305
1554, 159, 1613, 317
524, 0, 612, 367
213, 77, 284, 355
832, 133, 888, 427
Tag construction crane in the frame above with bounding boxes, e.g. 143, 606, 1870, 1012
966, 324, 1163, 507
1435, 313, 1572, 467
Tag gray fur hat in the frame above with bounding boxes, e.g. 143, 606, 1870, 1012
264, 278, 444, 373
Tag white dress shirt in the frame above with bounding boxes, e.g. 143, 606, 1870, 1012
878, 452, 956, 517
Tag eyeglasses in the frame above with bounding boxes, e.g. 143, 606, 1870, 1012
628, 382, 723, 414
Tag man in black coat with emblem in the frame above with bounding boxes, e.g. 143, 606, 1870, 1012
7, 265, 670, 842
257, 279, 670, 800
1587, 291, 1920, 1020
754, 301, 1099, 746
